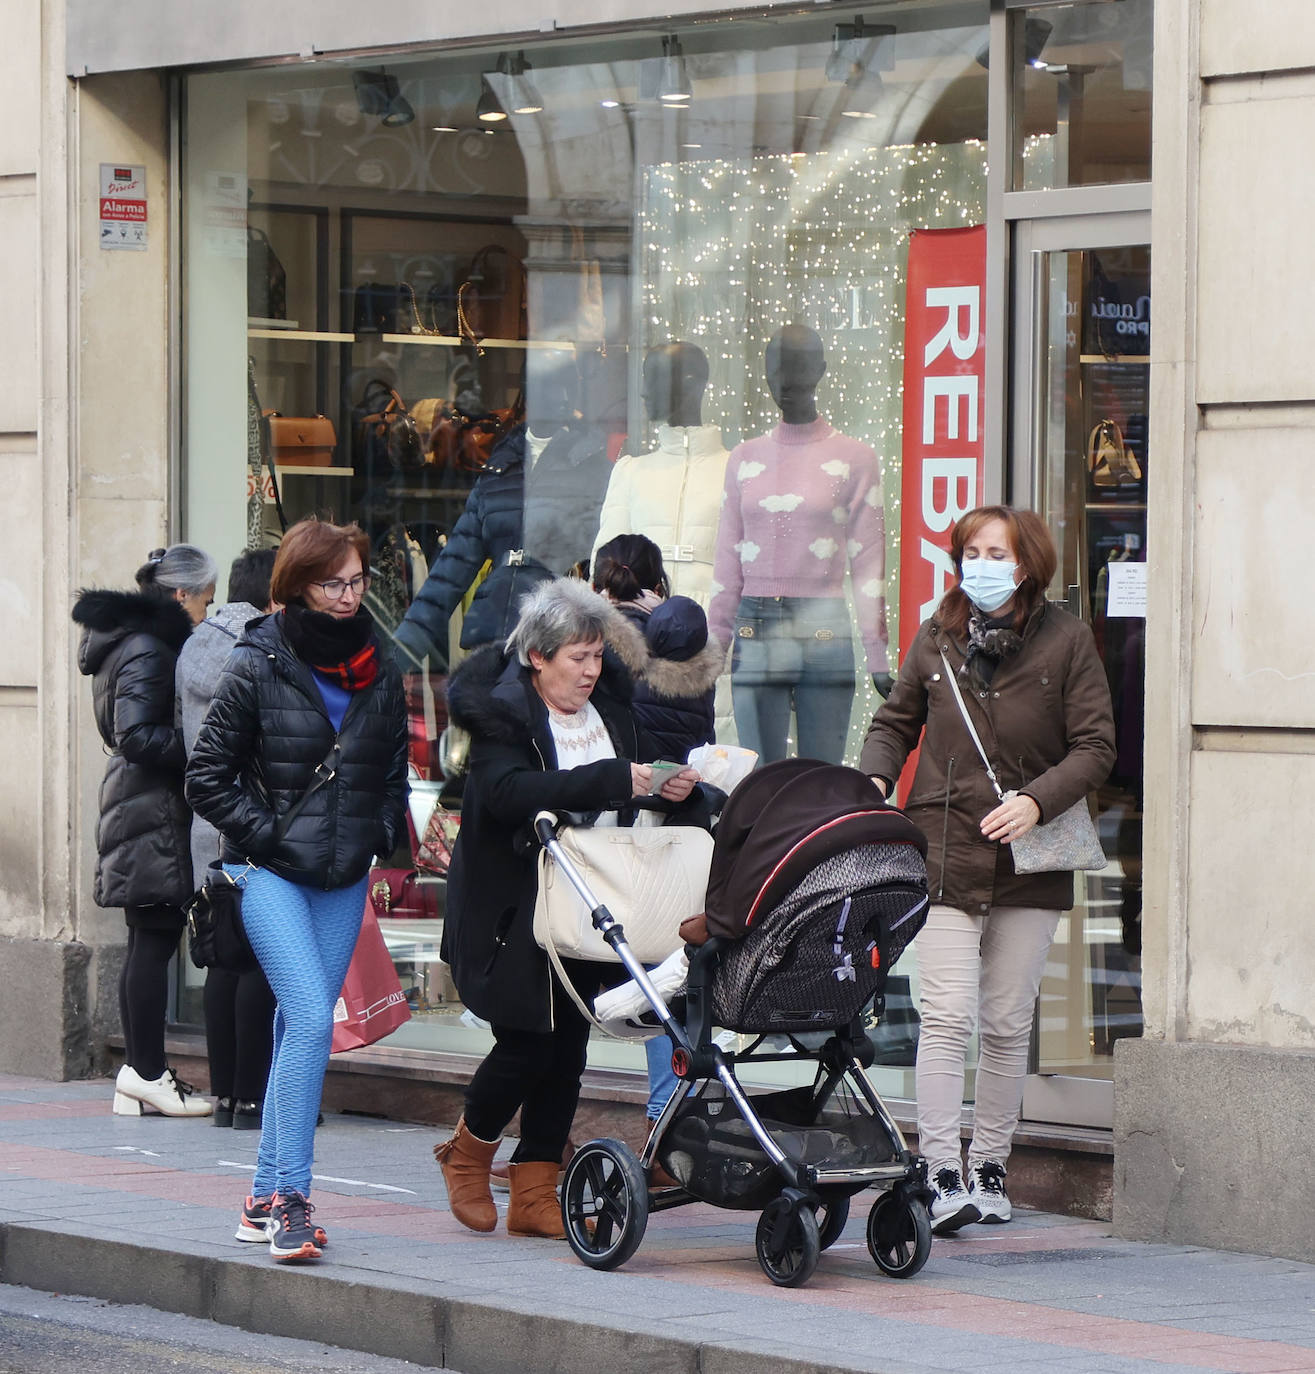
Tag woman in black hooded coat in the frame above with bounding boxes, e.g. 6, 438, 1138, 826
72, 544, 218, 1118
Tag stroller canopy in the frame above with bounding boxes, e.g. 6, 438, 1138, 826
704, 759, 928, 940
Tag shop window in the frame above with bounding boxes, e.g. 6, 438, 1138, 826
179, 1, 994, 1088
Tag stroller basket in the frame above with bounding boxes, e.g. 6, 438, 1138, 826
712, 842, 928, 1033
659, 1081, 901, 1211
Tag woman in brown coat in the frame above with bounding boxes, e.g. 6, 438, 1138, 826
860, 506, 1114, 1235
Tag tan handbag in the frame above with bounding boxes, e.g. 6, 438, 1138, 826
1087, 419, 1142, 488
533, 824, 713, 965
263, 412, 337, 466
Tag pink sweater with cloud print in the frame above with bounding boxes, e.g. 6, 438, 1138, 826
709, 417, 890, 673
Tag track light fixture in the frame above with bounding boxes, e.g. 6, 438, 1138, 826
352, 69, 415, 127
825, 16, 896, 88
476, 78, 507, 123
975, 16, 1052, 70
658, 34, 693, 103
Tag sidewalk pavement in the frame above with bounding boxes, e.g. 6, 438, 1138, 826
2, 1073, 1313, 1374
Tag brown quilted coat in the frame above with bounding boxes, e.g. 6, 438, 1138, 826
859, 603, 1116, 915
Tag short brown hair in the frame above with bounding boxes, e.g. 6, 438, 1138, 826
270, 518, 370, 605
936, 505, 1057, 637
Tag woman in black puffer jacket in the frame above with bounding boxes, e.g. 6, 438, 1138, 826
186, 519, 407, 1264
72, 543, 218, 1119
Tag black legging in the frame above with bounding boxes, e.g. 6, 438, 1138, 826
463, 960, 608, 1163
204, 967, 277, 1103
118, 921, 183, 1081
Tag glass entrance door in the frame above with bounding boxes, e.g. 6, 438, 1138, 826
1012, 212, 1149, 1128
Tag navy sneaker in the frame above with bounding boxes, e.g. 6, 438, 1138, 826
237, 1193, 328, 1249
928, 1162, 980, 1235
268, 1192, 322, 1262
967, 1159, 1012, 1224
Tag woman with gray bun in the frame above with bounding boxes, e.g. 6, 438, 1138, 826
72, 543, 218, 1117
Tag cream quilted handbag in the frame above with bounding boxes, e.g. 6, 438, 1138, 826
533, 824, 713, 965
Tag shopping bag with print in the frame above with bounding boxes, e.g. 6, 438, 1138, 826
330, 902, 412, 1053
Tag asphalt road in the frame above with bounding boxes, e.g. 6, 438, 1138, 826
0, 1283, 452, 1374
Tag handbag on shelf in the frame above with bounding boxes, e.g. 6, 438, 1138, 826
367, 868, 439, 920
428, 393, 524, 474
184, 742, 343, 971
1088, 418, 1142, 490
247, 227, 287, 321
355, 380, 424, 472
330, 904, 412, 1053
457, 245, 527, 351
352, 282, 405, 335
938, 649, 1106, 875
263, 412, 337, 467
533, 823, 714, 966
185, 862, 258, 973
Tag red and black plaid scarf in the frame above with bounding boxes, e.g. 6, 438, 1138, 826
282, 604, 379, 691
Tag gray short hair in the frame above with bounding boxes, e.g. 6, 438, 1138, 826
505, 578, 613, 666
136, 543, 219, 596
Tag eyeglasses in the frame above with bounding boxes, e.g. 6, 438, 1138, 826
311, 573, 372, 600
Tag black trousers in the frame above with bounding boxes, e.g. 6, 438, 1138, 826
119, 914, 184, 1081
463, 960, 608, 1163
204, 966, 277, 1103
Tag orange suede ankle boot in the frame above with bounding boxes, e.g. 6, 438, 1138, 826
506, 1160, 566, 1239
433, 1117, 499, 1233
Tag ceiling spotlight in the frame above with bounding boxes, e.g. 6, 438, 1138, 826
975, 16, 1052, 70
432, 124, 458, 133
658, 34, 693, 103
826, 16, 896, 87
476, 79, 508, 123
600, 98, 620, 109
353, 69, 415, 127
489, 50, 545, 116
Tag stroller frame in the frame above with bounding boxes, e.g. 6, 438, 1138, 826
535, 808, 933, 1288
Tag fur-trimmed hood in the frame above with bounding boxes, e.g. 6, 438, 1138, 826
606, 596, 723, 702
73, 588, 193, 675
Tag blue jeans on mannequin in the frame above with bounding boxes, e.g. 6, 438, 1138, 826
225, 864, 367, 1198
730, 596, 856, 764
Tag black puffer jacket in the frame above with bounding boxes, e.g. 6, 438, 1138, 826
442, 644, 645, 1034
72, 589, 195, 909
391, 425, 612, 670
184, 613, 408, 891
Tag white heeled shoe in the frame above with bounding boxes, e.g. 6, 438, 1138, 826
112, 1065, 213, 1118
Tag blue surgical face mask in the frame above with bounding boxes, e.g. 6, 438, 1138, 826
960, 559, 1019, 613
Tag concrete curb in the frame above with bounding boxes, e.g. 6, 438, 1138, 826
0, 1219, 928, 1374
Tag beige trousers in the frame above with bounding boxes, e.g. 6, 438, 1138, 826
914, 902, 1060, 1170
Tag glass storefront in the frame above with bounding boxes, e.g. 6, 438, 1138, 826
176, 0, 1152, 1120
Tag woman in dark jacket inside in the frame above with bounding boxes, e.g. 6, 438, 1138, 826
432, 577, 697, 1240
186, 518, 407, 1264
73, 544, 218, 1119
591, 533, 720, 761
860, 506, 1114, 1236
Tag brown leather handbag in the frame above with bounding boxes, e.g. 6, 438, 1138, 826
457, 245, 527, 350
263, 412, 337, 467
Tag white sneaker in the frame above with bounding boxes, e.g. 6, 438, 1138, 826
966, 1159, 1012, 1224
112, 1065, 213, 1117
927, 1161, 980, 1235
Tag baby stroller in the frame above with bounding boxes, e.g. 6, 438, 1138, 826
535, 758, 933, 1288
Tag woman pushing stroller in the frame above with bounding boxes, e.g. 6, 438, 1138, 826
862, 506, 1114, 1234
432, 578, 699, 1239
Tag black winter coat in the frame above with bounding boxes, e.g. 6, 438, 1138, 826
609, 598, 720, 761
184, 613, 408, 891
442, 644, 647, 1034
72, 589, 195, 910
391, 425, 612, 670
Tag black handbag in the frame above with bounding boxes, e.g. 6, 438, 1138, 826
184, 743, 342, 971
247, 228, 287, 321
354, 380, 424, 472
186, 862, 257, 972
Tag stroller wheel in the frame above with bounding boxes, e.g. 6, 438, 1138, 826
560, 1138, 649, 1271
866, 1187, 932, 1279
755, 1195, 820, 1288
814, 1194, 851, 1251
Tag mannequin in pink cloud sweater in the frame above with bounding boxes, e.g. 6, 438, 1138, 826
709, 324, 892, 763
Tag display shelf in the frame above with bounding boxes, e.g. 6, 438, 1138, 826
248, 316, 302, 330
1080, 354, 1150, 365
249, 327, 356, 342
276, 465, 355, 477
378, 333, 598, 351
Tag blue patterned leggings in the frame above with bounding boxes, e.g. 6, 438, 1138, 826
226, 864, 366, 1198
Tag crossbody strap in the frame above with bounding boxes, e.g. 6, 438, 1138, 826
938, 649, 1006, 803
272, 743, 342, 842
